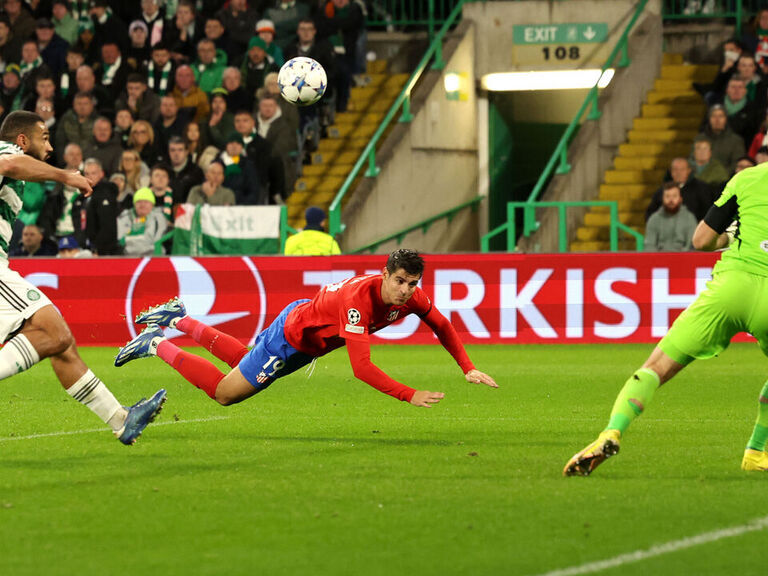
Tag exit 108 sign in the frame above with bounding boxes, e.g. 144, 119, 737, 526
513, 23, 608, 45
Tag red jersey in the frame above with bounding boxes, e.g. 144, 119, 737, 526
284, 274, 475, 402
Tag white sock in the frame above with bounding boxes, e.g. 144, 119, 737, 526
66, 370, 127, 432
0, 334, 40, 379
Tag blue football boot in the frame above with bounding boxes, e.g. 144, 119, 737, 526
135, 297, 187, 328
117, 389, 167, 445
115, 324, 164, 367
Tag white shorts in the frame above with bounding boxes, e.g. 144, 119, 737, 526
0, 265, 53, 342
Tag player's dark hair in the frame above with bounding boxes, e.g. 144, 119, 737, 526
662, 181, 680, 193
386, 249, 424, 277
0, 110, 43, 141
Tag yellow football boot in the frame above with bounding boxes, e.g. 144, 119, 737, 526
563, 429, 621, 477
741, 449, 768, 471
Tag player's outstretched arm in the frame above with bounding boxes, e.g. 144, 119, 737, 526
0, 154, 93, 196
410, 390, 445, 408
465, 369, 498, 388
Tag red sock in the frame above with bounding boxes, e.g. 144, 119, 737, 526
176, 316, 248, 368
157, 340, 225, 400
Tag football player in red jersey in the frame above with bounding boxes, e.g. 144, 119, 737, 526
116, 249, 497, 407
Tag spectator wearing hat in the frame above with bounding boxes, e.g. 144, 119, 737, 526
284, 206, 341, 255
90, 0, 129, 53
187, 161, 235, 206
0, 64, 23, 119
0, 13, 22, 68
221, 66, 248, 114
127, 20, 152, 70
11, 224, 58, 257
172, 64, 210, 123
215, 0, 258, 59
57, 235, 93, 258
139, 0, 167, 48
117, 187, 168, 256
241, 36, 279, 110
145, 41, 176, 96
3, 0, 35, 44
36, 17, 69, 80
204, 88, 235, 149
193, 37, 227, 94
52, 0, 79, 46
255, 19, 285, 67
265, 0, 311, 54
116, 73, 161, 124
218, 132, 264, 205
73, 16, 98, 64
167, 0, 205, 63
697, 103, 746, 173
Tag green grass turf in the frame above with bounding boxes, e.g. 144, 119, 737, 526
2, 343, 768, 575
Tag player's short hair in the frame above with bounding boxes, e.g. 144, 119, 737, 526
0, 110, 44, 141
386, 249, 424, 277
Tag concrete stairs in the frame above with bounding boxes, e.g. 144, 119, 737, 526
569, 53, 717, 251
286, 60, 410, 230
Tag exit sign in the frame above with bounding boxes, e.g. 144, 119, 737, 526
513, 23, 608, 45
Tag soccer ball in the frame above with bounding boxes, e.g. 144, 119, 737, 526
278, 57, 327, 106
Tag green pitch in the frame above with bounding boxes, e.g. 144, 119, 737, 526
2, 343, 768, 576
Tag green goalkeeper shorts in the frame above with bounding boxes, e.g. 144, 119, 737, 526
659, 269, 768, 365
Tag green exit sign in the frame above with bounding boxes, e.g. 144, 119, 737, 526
513, 23, 608, 45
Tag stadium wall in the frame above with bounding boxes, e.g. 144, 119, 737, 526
11, 253, 747, 347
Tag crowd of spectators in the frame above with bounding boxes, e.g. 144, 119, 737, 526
1, 0, 367, 257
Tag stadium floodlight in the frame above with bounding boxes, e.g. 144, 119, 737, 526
481, 69, 615, 91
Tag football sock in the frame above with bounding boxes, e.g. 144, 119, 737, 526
605, 368, 660, 434
66, 370, 126, 431
746, 381, 768, 451
0, 334, 40, 379
156, 340, 224, 399
175, 316, 248, 368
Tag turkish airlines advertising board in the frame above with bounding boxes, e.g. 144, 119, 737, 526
11, 252, 733, 347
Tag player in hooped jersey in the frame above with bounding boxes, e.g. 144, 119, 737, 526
0, 111, 166, 445
116, 250, 497, 407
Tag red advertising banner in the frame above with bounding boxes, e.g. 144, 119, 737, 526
10, 252, 733, 347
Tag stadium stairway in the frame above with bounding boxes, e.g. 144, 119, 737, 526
569, 53, 718, 251
286, 61, 410, 230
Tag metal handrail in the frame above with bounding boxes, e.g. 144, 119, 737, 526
480, 201, 644, 253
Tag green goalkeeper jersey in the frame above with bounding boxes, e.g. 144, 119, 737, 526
0, 140, 25, 262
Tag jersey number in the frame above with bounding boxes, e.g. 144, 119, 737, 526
262, 356, 285, 377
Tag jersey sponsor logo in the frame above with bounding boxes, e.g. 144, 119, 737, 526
125, 256, 267, 346
347, 308, 361, 325
387, 310, 399, 322
761, 240, 768, 253
345, 324, 364, 334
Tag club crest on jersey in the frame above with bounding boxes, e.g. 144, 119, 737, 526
347, 308, 361, 325
387, 310, 399, 321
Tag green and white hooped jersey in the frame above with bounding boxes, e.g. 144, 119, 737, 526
0, 140, 25, 263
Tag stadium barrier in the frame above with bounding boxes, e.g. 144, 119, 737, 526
12, 252, 749, 347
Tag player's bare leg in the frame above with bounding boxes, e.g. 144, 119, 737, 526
564, 346, 685, 476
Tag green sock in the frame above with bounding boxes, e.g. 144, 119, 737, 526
605, 368, 660, 434
746, 381, 768, 451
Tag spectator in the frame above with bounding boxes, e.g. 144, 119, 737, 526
285, 18, 337, 101
744, 9, 768, 67
21, 74, 60, 116
257, 94, 298, 193
187, 161, 235, 205
255, 19, 285, 67
735, 53, 766, 110
119, 148, 151, 202
96, 41, 131, 102
146, 41, 176, 96
645, 157, 715, 222
215, 0, 258, 59
234, 109, 284, 203
117, 187, 168, 256
139, 0, 167, 48
691, 138, 729, 187
221, 66, 249, 113
56, 235, 93, 258
219, 132, 264, 205
11, 224, 57, 257
127, 20, 151, 71
172, 64, 210, 123
265, 0, 311, 54
55, 91, 97, 165
0, 64, 23, 120
284, 206, 342, 255
696, 38, 742, 103
34, 98, 56, 153
19, 39, 51, 95
114, 107, 135, 147
0, 14, 22, 69
149, 163, 174, 224
240, 37, 279, 110
204, 88, 235, 149
109, 172, 127, 201
184, 120, 219, 170
52, 0, 78, 46
154, 95, 187, 161
716, 75, 760, 147
84, 116, 123, 176
73, 64, 111, 116
644, 182, 697, 252
76, 158, 122, 255
168, 135, 204, 205
59, 46, 84, 105
127, 119, 160, 166
90, 0, 129, 53
116, 73, 161, 124
734, 155, 757, 174
73, 17, 97, 65
38, 143, 84, 243
748, 108, 768, 158
699, 104, 746, 172
168, 0, 204, 63
3, 0, 35, 44
35, 18, 68, 80
193, 38, 227, 94
257, 72, 299, 133
203, 15, 235, 64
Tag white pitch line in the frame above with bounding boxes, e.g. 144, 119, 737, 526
532, 515, 768, 576
0, 415, 231, 442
